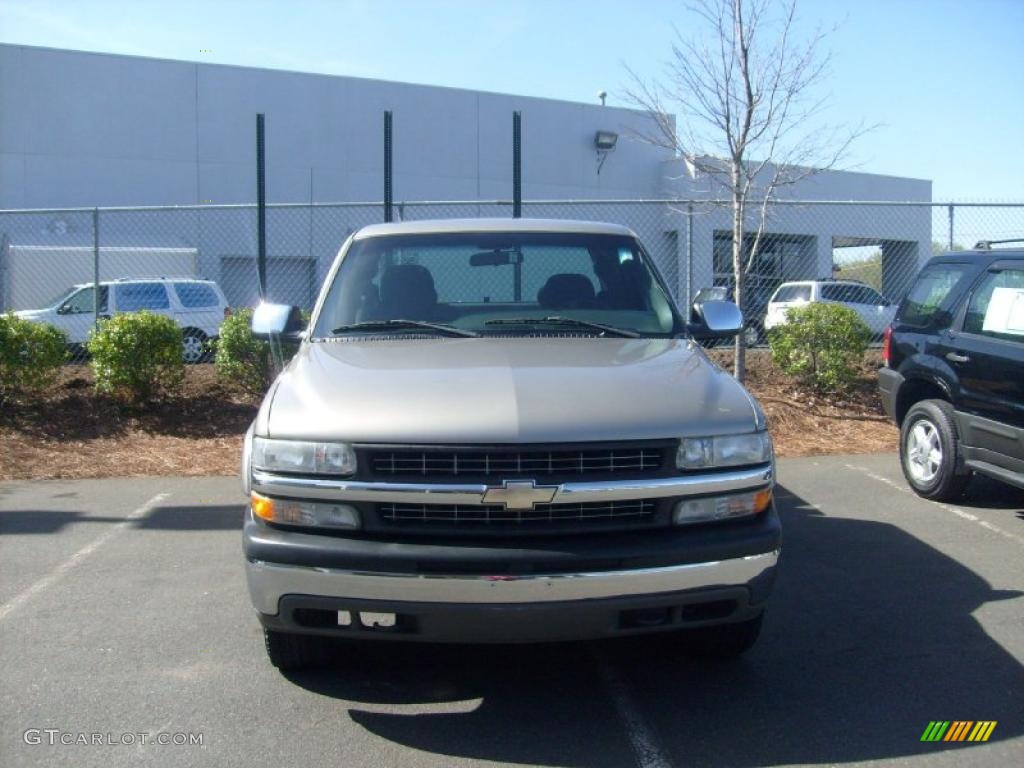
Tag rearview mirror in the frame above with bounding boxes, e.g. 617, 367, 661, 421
688, 299, 744, 340
251, 302, 305, 341
470, 249, 513, 267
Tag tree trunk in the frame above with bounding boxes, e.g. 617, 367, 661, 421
732, 193, 747, 383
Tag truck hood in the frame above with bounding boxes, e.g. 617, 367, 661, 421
260, 338, 763, 444
12, 309, 50, 319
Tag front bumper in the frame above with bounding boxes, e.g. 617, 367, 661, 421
244, 502, 780, 642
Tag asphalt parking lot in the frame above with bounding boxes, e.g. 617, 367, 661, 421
1, 453, 1022, 768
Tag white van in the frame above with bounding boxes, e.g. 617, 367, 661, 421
764, 280, 896, 338
14, 278, 230, 363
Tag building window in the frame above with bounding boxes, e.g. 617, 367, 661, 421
712, 231, 814, 313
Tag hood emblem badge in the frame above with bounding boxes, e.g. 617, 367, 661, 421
482, 480, 559, 510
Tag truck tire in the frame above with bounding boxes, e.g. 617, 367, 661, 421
263, 629, 332, 671
681, 614, 763, 657
900, 399, 970, 501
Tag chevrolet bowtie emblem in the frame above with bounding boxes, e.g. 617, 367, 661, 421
481, 480, 559, 510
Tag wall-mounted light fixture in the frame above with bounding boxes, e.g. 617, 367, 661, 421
594, 130, 618, 174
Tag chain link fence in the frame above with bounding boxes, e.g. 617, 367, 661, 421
1, 200, 1021, 356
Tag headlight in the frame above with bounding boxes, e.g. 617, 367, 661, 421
676, 432, 772, 470
251, 492, 361, 530
252, 437, 356, 475
673, 488, 773, 525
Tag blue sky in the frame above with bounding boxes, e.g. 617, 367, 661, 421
2, 0, 1022, 200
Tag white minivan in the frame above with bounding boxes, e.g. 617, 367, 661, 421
14, 278, 230, 363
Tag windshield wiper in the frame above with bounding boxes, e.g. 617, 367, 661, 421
331, 319, 479, 338
484, 316, 640, 338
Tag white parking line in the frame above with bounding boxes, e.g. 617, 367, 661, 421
0, 492, 169, 623
591, 645, 672, 768
844, 464, 1024, 548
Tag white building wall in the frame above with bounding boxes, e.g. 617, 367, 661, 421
0, 43, 671, 209
0, 44, 934, 310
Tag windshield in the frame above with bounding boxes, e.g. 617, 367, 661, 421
45, 286, 79, 308
313, 231, 683, 338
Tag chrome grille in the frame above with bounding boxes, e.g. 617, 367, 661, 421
378, 499, 656, 524
367, 446, 664, 477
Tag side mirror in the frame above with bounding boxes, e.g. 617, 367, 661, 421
688, 299, 744, 340
56, 304, 70, 315
251, 302, 305, 341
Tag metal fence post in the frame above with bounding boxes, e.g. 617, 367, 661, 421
92, 207, 100, 330
0, 233, 9, 311
948, 203, 954, 250
384, 111, 393, 223
256, 113, 267, 300
686, 202, 694, 306
512, 112, 522, 218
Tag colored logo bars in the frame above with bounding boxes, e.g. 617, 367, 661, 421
920, 721, 997, 743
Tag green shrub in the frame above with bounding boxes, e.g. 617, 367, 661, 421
0, 314, 67, 401
215, 308, 271, 396
768, 302, 870, 392
87, 311, 184, 403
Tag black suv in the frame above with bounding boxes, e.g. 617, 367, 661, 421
879, 240, 1024, 501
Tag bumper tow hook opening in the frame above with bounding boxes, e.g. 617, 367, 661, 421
621, 607, 671, 629
360, 612, 397, 629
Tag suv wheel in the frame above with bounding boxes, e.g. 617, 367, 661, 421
743, 322, 763, 348
263, 629, 333, 671
900, 399, 969, 501
681, 614, 763, 657
181, 330, 208, 364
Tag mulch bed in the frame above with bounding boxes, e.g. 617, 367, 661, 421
0, 366, 258, 480
0, 350, 896, 481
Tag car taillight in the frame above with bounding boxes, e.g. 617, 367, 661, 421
224, 307, 233, 319
882, 325, 893, 367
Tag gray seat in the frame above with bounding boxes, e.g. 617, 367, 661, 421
597, 259, 649, 310
379, 264, 438, 319
537, 273, 595, 310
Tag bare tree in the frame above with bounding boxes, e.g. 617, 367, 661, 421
625, 0, 867, 382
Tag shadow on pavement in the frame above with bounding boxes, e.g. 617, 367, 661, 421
962, 473, 1024, 512
134, 504, 246, 530
283, 483, 1024, 767
0, 511, 125, 534
0, 505, 246, 533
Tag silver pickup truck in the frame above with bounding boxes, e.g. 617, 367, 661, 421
241, 218, 780, 670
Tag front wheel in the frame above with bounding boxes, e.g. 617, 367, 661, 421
900, 399, 969, 501
263, 629, 333, 671
181, 330, 208, 364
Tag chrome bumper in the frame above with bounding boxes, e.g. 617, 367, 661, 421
250, 465, 773, 506
246, 550, 779, 615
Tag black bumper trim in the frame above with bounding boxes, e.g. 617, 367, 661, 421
878, 367, 904, 422
258, 588, 766, 643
